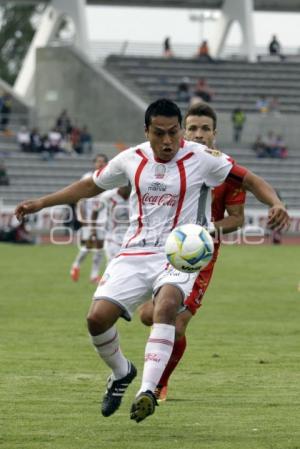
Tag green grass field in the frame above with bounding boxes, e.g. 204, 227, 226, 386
0, 243, 300, 449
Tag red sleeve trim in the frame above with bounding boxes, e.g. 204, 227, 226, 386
225, 164, 248, 187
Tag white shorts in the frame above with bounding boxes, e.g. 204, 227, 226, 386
93, 251, 199, 320
104, 239, 121, 262
79, 225, 106, 241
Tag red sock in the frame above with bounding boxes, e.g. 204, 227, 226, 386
158, 335, 187, 386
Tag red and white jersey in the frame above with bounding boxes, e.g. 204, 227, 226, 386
101, 188, 130, 257
93, 140, 232, 252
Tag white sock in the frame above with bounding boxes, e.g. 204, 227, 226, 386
137, 323, 175, 395
90, 326, 129, 380
90, 249, 104, 279
73, 247, 89, 267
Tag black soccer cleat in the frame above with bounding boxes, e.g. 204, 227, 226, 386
101, 362, 137, 417
130, 390, 158, 423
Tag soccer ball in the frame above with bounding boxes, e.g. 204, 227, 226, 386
165, 223, 214, 273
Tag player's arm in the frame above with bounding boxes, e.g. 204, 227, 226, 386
213, 203, 245, 235
242, 170, 290, 231
15, 177, 103, 221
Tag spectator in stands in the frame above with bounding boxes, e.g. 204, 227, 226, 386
80, 126, 93, 153
56, 109, 72, 137
176, 77, 191, 103
190, 78, 214, 104
44, 126, 64, 158
253, 132, 288, 159
70, 124, 82, 155
0, 92, 12, 132
268, 35, 281, 56
30, 128, 45, 153
196, 40, 214, 62
231, 107, 246, 143
264, 130, 280, 157
163, 37, 173, 58
255, 95, 269, 114
252, 134, 267, 158
276, 135, 288, 159
17, 126, 31, 152
0, 159, 9, 185
268, 96, 281, 115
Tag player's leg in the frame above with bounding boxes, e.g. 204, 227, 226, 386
130, 283, 183, 422
138, 300, 154, 326
131, 264, 214, 422
90, 238, 105, 283
70, 226, 90, 281
158, 263, 216, 400
88, 254, 154, 418
87, 297, 137, 417
70, 241, 89, 281
155, 309, 192, 401
139, 300, 190, 401
139, 284, 181, 389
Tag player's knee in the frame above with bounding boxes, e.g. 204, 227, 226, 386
87, 313, 103, 335
87, 299, 122, 335
138, 302, 154, 327
86, 309, 110, 334
154, 295, 180, 324
139, 310, 153, 326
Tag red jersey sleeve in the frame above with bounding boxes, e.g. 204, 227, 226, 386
224, 163, 247, 205
225, 163, 248, 188
225, 184, 246, 205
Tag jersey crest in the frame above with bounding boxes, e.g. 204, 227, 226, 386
205, 148, 222, 157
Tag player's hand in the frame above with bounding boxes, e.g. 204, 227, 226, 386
15, 199, 43, 222
267, 204, 290, 231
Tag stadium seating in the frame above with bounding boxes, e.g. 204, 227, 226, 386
1, 140, 299, 210
104, 55, 300, 114
0, 141, 118, 206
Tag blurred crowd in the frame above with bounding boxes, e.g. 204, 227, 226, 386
16, 109, 93, 159
252, 131, 288, 159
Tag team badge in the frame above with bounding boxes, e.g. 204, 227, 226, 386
155, 164, 166, 179
205, 148, 222, 157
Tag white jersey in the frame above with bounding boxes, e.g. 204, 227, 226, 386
93, 140, 232, 252
77, 171, 107, 226
100, 188, 130, 259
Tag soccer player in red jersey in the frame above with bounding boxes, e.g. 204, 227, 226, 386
138, 102, 289, 401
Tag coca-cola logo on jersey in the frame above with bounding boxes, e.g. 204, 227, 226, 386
142, 192, 178, 206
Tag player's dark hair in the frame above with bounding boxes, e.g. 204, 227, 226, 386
184, 103, 217, 130
93, 153, 108, 163
145, 98, 182, 130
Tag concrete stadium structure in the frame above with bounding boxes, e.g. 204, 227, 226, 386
11, 0, 300, 103
0, 0, 297, 142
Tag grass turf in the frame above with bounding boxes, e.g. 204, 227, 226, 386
0, 243, 299, 449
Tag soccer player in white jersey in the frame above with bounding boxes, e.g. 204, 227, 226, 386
70, 154, 108, 283
138, 102, 290, 402
14, 99, 289, 424
100, 185, 131, 261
